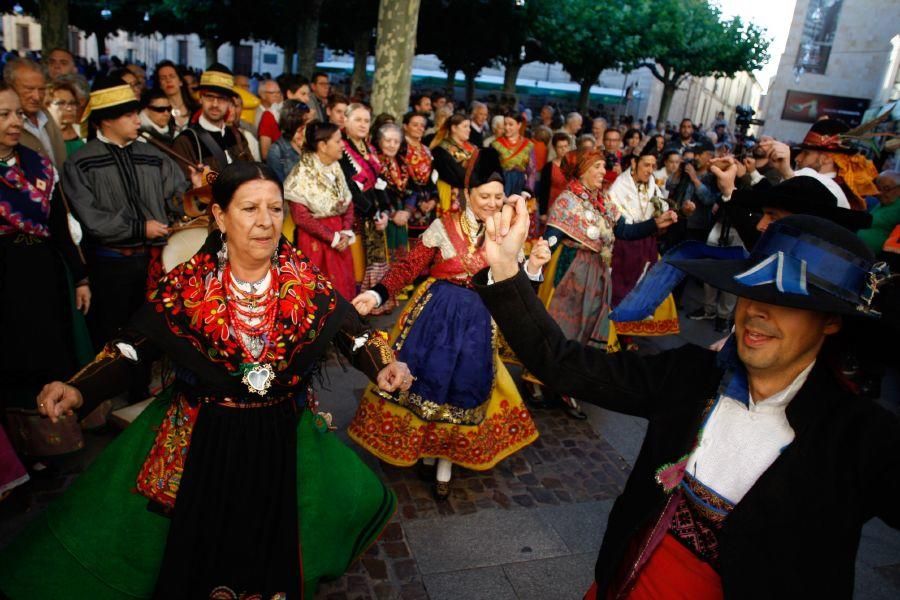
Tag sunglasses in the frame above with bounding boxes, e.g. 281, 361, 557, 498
147, 105, 173, 113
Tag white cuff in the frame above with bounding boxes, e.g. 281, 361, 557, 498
331, 232, 342, 248
523, 261, 544, 282
365, 289, 383, 308
749, 170, 763, 186
115, 343, 139, 362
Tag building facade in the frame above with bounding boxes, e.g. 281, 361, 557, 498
762, 0, 900, 142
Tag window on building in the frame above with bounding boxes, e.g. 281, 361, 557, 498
234, 45, 253, 76
794, 0, 845, 76
16, 24, 30, 51
177, 40, 188, 66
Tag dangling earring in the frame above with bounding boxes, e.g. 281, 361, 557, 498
217, 231, 228, 270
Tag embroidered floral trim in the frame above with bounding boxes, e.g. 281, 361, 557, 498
348, 395, 537, 469
149, 238, 337, 378
0, 153, 54, 237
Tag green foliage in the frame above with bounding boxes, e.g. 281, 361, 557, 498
533, 0, 641, 86
416, 0, 504, 82
320, 0, 379, 55
629, 0, 770, 87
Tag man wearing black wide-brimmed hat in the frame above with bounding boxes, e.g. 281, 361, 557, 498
171, 63, 254, 180
729, 166, 873, 250
476, 195, 899, 599
63, 76, 197, 353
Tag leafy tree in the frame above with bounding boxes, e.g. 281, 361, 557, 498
492, 0, 554, 98
533, 0, 641, 113
320, 0, 379, 95
629, 0, 769, 122
417, 0, 504, 105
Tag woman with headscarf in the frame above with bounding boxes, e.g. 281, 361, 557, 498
531, 149, 674, 416
347, 148, 547, 500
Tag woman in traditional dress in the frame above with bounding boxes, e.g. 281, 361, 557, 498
607, 146, 681, 349
374, 123, 412, 266
347, 149, 548, 499
0, 162, 412, 599
0, 83, 92, 461
532, 150, 676, 417
338, 103, 391, 301
402, 111, 438, 240
492, 112, 536, 196
430, 113, 475, 215
283, 121, 356, 300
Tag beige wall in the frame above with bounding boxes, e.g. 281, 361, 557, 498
762, 0, 900, 142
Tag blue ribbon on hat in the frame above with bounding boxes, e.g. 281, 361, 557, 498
733, 251, 808, 295
747, 225, 870, 306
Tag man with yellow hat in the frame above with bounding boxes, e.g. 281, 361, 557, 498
171, 63, 254, 179
63, 75, 200, 365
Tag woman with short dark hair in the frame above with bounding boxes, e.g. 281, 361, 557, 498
283, 121, 357, 299
3, 161, 412, 598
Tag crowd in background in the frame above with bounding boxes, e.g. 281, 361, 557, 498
1, 47, 898, 486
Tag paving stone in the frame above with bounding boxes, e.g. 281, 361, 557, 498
422, 566, 517, 600
536, 500, 614, 554
504, 552, 597, 600
404, 508, 569, 574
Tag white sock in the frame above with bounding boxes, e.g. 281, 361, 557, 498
422, 457, 435, 466
436, 458, 452, 483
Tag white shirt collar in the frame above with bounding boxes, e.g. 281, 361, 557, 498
199, 114, 227, 136
97, 131, 134, 148
747, 360, 815, 413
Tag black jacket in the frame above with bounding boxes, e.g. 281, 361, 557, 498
475, 269, 900, 599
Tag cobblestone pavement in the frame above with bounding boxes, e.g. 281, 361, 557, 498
317, 401, 631, 600
1, 299, 899, 599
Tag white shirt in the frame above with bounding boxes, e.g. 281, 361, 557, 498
685, 361, 815, 504
23, 110, 58, 167
199, 115, 227, 136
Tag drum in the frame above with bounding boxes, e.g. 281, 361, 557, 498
162, 219, 211, 273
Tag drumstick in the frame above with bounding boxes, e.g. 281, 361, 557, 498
139, 132, 205, 171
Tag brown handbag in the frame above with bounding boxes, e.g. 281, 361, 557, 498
5, 408, 85, 457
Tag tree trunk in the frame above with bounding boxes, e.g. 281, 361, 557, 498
351, 29, 370, 96
94, 29, 109, 59
445, 67, 457, 95
502, 55, 522, 98
463, 68, 478, 106
371, 0, 422, 118
577, 79, 593, 114
203, 38, 220, 66
39, 0, 68, 54
297, 0, 325, 78
282, 37, 297, 75
657, 81, 677, 124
